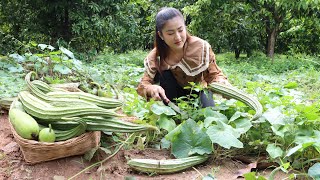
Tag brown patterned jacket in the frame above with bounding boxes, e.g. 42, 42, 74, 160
137, 36, 229, 99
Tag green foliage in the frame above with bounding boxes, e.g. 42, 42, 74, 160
117, 51, 320, 177
278, 16, 320, 55
185, 1, 260, 58
308, 163, 320, 180
168, 119, 212, 158
2, 46, 320, 178
1, 0, 320, 57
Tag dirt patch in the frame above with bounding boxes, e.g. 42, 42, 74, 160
0, 110, 288, 180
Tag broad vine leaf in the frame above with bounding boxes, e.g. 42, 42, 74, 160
266, 144, 283, 159
9, 53, 25, 63
72, 58, 83, 70
158, 114, 176, 132
83, 145, 100, 161
165, 123, 182, 142
294, 130, 320, 148
171, 119, 212, 158
38, 44, 55, 51
263, 107, 286, 125
271, 124, 290, 138
303, 106, 319, 120
229, 111, 248, 122
8, 64, 24, 73
53, 64, 72, 74
243, 172, 267, 180
160, 137, 171, 149
308, 163, 320, 180
133, 108, 149, 119
150, 103, 176, 116
284, 81, 298, 89
206, 120, 243, 149
285, 144, 302, 157
233, 117, 252, 134
203, 111, 228, 128
60, 47, 74, 59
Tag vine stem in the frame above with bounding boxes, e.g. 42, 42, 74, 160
192, 167, 204, 178
68, 133, 134, 180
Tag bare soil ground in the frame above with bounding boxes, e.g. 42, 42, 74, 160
0, 110, 288, 180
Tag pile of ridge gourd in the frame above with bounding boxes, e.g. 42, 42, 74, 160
9, 71, 158, 143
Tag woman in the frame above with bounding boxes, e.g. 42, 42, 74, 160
137, 7, 230, 107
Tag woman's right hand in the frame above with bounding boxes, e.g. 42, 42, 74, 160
148, 85, 170, 103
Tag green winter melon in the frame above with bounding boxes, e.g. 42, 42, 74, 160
38, 124, 56, 142
9, 108, 39, 140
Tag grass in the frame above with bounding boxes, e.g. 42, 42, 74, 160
0, 50, 319, 102
215, 52, 320, 101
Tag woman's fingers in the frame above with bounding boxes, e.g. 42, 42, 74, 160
150, 85, 169, 103
159, 92, 170, 104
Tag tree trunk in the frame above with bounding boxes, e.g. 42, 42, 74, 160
246, 49, 252, 58
235, 48, 241, 59
266, 28, 276, 58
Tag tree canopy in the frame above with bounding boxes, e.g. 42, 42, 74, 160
0, 0, 319, 59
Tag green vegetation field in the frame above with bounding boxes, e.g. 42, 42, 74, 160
1, 46, 320, 179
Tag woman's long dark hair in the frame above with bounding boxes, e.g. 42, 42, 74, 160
154, 7, 190, 71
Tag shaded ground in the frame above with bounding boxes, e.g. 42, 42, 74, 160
0, 110, 288, 180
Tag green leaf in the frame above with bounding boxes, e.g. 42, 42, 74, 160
53, 64, 72, 74
204, 111, 228, 128
171, 119, 212, 158
9, 53, 25, 63
233, 117, 252, 134
308, 163, 320, 180
243, 172, 267, 180
165, 123, 182, 141
151, 103, 176, 116
206, 120, 243, 149
72, 58, 83, 70
243, 172, 256, 180
8, 64, 24, 73
271, 125, 289, 138
38, 44, 55, 51
229, 111, 244, 122
286, 144, 302, 157
60, 47, 74, 59
295, 130, 320, 148
262, 107, 286, 125
266, 144, 283, 159
202, 174, 216, 180
157, 114, 176, 132
284, 81, 298, 89
83, 145, 100, 161
160, 137, 171, 149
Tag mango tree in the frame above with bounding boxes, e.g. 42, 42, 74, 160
246, 0, 320, 58
183, 0, 259, 58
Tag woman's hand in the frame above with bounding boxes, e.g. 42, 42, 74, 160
148, 85, 170, 103
217, 79, 232, 86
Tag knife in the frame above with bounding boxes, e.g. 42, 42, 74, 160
161, 96, 188, 119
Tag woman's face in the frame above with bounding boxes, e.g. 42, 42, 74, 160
158, 16, 187, 52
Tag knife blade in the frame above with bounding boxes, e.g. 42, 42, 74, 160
167, 101, 188, 119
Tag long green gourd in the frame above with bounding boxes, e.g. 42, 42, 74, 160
41, 116, 159, 133
18, 91, 122, 120
25, 71, 123, 109
53, 120, 87, 141
127, 155, 209, 174
31, 80, 68, 93
208, 82, 263, 120
46, 91, 123, 109
25, 72, 97, 107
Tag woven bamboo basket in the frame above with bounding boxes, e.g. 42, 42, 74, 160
8, 99, 101, 164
